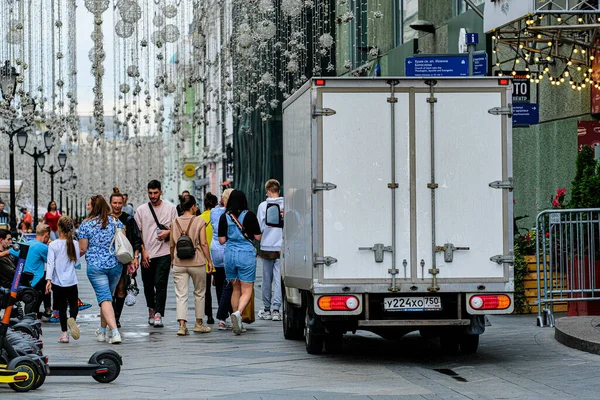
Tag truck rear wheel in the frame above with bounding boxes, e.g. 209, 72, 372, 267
324, 330, 343, 354
304, 293, 324, 354
459, 334, 479, 354
282, 280, 304, 340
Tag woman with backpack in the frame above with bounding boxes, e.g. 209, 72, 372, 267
170, 194, 214, 336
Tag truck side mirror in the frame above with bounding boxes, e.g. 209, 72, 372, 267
265, 203, 283, 228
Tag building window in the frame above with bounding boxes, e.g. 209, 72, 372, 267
394, 0, 419, 46
456, 0, 484, 15
350, 0, 369, 69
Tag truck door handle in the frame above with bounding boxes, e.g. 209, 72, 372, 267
434, 243, 470, 263
359, 243, 393, 263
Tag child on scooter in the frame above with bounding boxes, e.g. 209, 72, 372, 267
46, 216, 81, 343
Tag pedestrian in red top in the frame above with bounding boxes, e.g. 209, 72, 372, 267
44, 201, 62, 241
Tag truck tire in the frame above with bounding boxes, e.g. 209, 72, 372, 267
304, 293, 324, 354
324, 330, 343, 354
439, 334, 460, 355
282, 280, 304, 340
459, 334, 479, 354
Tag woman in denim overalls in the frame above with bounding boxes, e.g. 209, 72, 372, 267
218, 190, 262, 335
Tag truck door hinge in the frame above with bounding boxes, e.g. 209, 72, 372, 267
358, 243, 393, 263
488, 104, 513, 117
312, 106, 336, 118
489, 177, 514, 191
490, 254, 514, 264
314, 254, 338, 267
435, 243, 470, 263
312, 180, 337, 193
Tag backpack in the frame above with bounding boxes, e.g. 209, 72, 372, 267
175, 218, 196, 259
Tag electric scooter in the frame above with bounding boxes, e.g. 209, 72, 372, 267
0, 244, 48, 392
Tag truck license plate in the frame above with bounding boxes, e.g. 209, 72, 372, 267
383, 297, 442, 311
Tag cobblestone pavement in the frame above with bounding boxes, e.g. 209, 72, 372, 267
2, 263, 600, 400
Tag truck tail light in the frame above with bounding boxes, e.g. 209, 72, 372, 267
469, 294, 511, 310
318, 295, 359, 311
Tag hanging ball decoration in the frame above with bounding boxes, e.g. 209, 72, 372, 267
153, 14, 165, 27
287, 60, 299, 73
140, 39, 148, 47
88, 48, 106, 62
258, 0, 275, 13
192, 34, 206, 49
6, 31, 23, 45
162, 4, 178, 18
115, 20, 135, 38
55, 20, 63, 28
85, 0, 110, 14
281, 0, 304, 17
319, 33, 334, 48
151, 30, 164, 46
57, 52, 64, 60
162, 24, 180, 43
120, 1, 142, 23
90, 30, 104, 42
256, 20, 276, 40
127, 65, 140, 77
237, 24, 253, 49
157, 53, 164, 61
165, 83, 176, 93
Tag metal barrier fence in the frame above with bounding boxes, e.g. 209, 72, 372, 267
536, 208, 600, 327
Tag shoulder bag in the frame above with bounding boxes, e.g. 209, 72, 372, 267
110, 217, 135, 264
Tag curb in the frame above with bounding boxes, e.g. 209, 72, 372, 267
555, 316, 600, 355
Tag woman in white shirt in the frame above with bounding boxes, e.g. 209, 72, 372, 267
46, 216, 81, 343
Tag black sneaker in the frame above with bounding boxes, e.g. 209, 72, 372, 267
207, 316, 215, 325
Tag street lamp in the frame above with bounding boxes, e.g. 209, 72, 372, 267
40, 150, 68, 201
0, 61, 20, 234
58, 166, 76, 212
18, 129, 53, 229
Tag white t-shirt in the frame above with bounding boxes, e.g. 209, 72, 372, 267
47, 239, 80, 287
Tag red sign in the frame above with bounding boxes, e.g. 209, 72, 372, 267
592, 40, 600, 114
577, 120, 600, 151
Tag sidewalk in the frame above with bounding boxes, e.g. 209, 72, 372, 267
555, 316, 600, 355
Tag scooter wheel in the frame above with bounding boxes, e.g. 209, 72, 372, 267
31, 365, 46, 390
92, 353, 121, 383
7, 358, 39, 392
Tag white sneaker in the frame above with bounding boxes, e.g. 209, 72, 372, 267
109, 331, 122, 344
94, 329, 106, 342
258, 310, 272, 320
231, 311, 242, 335
271, 310, 281, 321
154, 313, 164, 327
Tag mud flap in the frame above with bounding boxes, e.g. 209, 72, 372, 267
464, 315, 486, 335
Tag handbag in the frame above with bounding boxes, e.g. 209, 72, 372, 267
110, 218, 134, 264
242, 286, 255, 324
125, 275, 139, 307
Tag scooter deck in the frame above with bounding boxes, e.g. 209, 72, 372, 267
48, 363, 109, 376
0, 368, 30, 383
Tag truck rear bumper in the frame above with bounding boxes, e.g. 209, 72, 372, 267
357, 319, 471, 327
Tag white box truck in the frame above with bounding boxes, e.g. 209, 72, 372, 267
271, 77, 514, 355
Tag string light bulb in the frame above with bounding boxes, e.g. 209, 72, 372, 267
574, 48, 579, 54
591, 55, 596, 61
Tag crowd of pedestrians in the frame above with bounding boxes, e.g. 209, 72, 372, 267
0, 177, 285, 343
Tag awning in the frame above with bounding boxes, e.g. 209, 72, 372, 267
0, 180, 23, 194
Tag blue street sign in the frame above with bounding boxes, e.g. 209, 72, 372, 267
513, 103, 539, 126
405, 53, 487, 77
466, 33, 479, 45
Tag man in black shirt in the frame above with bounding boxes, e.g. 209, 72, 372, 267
0, 201, 9, 229
0, 229, 16, 288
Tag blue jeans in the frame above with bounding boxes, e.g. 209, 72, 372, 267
261, 257, 281, 312
224, 249, 256, 283
87, 264, 122, 305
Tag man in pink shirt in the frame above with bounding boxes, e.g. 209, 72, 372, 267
134, 180, 178, 327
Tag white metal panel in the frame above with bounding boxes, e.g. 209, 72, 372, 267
282, 87, 313, 284
415, 91, 505, 279
321, 91, 411, 281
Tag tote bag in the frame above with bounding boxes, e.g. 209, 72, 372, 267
110, 222, 134, 264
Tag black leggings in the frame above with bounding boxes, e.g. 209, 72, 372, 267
52, 284, 79, 332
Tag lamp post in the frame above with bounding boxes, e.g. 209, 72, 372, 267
0, 60, 19, 234
58, 169, 76, 213
41, 150, 67, 201
18, 130, 54, 229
